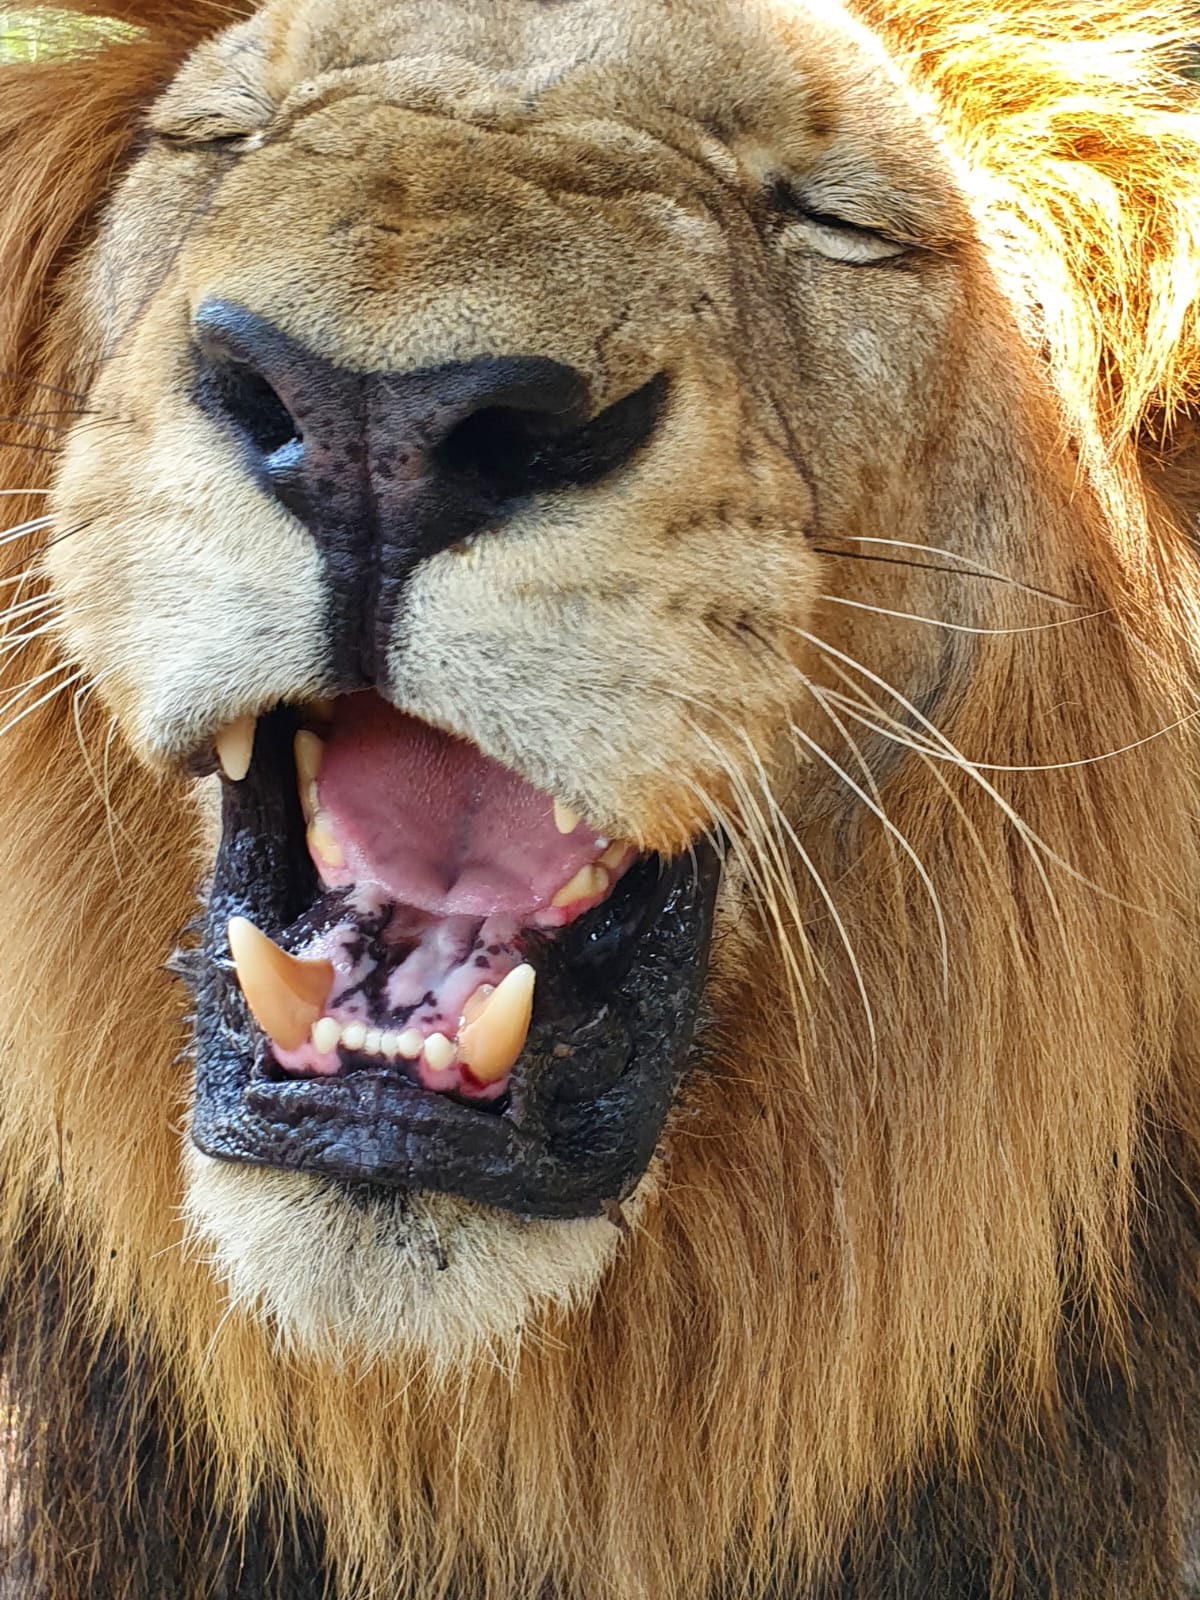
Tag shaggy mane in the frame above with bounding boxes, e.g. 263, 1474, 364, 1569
2, 1, 1200, 1595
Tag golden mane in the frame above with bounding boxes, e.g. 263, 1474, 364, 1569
866, 0, 1200, 515
2, 2, 1200, 1596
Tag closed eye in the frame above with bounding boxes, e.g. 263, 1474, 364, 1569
765, 180, 911, 266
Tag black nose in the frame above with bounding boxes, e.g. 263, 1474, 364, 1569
191, 301, 665, 676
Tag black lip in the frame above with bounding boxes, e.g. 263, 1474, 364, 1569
188, 709, 720, 1220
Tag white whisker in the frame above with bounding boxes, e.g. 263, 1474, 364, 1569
821, 535, 1082, 605
790, 627, 1074, 940
0, 515, 53, 547
789, 713, 949, 1001
0, 668, 86, 741
819, 594, 1110, 636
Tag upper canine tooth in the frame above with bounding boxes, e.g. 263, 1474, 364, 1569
598, 840, 634, 871
294, 730, 324, 823
227, 917, 334, 1051
457, 963, 535, 1084
551, 863, 609, 908
215, 715, 255, 782
294, 730, 323, 790
305, 697, 336, 726
308, 817, 345, 869
553, 799, 581, 836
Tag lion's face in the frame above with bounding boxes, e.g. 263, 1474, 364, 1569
46, 0, 981, 1354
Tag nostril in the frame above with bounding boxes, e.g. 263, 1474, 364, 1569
438, 371, 669, 502
201, 356, 299, 457
438, 403, 572, 494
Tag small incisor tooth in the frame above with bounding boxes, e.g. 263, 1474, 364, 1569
311, 1016, 341, 1056
553, 799, 581, 836
457, 963, 535, 1085
227, 918, 333, 1052
551, 863, 609, 908
215, 715, 255, 783
424, 1032, 457, 1071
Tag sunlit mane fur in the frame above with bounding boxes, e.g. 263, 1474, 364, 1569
1, 1, 1200, 1595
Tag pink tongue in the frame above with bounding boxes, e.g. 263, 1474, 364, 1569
315, 695, 604, 917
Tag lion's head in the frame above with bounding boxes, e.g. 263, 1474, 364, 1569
3, 0, 1200, 1594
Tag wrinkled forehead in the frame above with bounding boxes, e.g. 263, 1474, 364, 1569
154, 0, 920, 178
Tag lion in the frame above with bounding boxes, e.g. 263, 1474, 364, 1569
1, 0, 1200, 1593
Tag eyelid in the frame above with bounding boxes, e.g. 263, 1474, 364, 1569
765, 179, 895, 239
762, 180, 914, 264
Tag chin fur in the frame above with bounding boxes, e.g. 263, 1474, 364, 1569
182, 1144, 648, 1366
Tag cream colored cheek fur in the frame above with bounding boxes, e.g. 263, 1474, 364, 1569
182, 1146, 651, 1364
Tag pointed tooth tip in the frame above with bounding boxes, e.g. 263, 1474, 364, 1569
553, 799, 582, 835
215, 714, 255, 782
458, 963, 536, 1084
226, 917, 334, 1051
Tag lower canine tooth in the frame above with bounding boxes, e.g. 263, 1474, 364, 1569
457, 963, 535, 1085
551, 863, 609, 908
311, 1017, 342, 1055
424, 1032, 457, 1071
227, 918, 334, 1052
215, 715, 255, 782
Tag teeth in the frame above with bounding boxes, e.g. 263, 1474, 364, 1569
311, 1016, 342, 1055
551, 863, 609, 908
308, 817, 345, 869
304, 697, 336, 725
227, 918, 334, 1052
294, 731, 324, 822
397, 1028, 424, 1059
598, 839, 633, 871
380, 1029, 401, 1058
461, 984, 495, 1027
340, 1021, 367, 1052
553, 799, 581, 835
423, 1032, 457, 1071
364, 1028, 383, 1055
215, 715, 255, 783
457, 963, 535, 1085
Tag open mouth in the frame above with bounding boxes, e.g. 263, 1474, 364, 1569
188, 693, 719, 1219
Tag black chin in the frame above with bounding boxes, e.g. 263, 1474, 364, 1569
187, 709, 720, 1220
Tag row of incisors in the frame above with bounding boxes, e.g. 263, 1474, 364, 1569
304, 963, 537, 1085
226, 917, 334, 1051
229, 917, 538, 1085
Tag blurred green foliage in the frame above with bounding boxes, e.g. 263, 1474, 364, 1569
0, 8, 135, 61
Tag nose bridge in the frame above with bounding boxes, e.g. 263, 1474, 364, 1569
190, 299, 665, 685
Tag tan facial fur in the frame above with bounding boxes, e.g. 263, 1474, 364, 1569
3, 0, 1200, 1594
